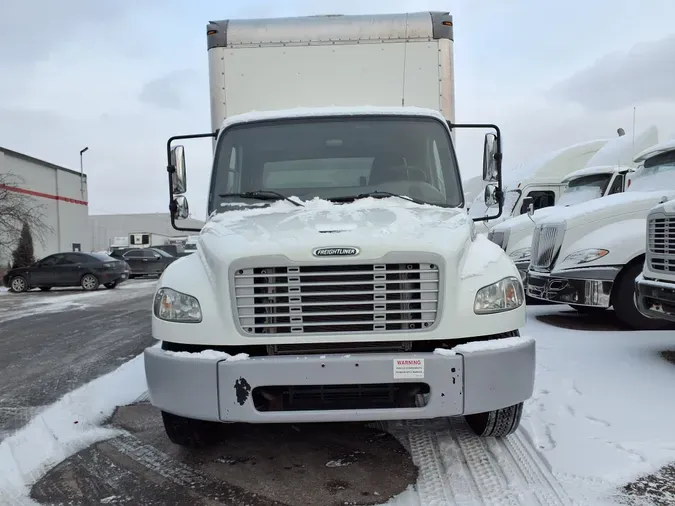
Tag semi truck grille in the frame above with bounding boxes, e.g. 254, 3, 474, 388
233, 262, 440, 335
531, 225, 562, 271
648, 215, 675, 272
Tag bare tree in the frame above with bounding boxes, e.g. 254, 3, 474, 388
0, 171, 53, 261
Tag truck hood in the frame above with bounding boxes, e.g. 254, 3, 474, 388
199, 198, 471, 266
493, 206, 559, 234
538, 190, 675, 230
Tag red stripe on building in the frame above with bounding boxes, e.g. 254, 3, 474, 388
0, 184, 88, 206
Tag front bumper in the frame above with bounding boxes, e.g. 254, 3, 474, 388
526, 267, 620, 307
145, 337, 535, 424
635, 273, 675, 323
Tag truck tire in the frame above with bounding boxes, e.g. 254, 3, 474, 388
611, 262, 672, 330
465, 402, 523, 438
161, 411, 220, 448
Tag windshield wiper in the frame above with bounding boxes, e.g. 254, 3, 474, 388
329, 191, 429, 206
218, 191, 304, 207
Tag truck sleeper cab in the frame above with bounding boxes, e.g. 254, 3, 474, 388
145, 12, 534, 448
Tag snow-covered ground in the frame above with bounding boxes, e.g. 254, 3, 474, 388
0, 280, 157, 322
0, 304, 674, 505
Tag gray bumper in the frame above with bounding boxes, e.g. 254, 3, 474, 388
144, 337, 535, 423
526, 267, 621, 307
635, 273, 675, 323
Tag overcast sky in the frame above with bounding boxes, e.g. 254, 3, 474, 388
1, 0, 674, 220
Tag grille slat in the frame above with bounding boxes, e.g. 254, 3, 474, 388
648, 215, 675, 272
531, 225, 562, 271
233, 262, 440, 335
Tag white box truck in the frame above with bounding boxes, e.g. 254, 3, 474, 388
145, 12, 534, 447
526, 138, 675, 329
128, 232, 170, 248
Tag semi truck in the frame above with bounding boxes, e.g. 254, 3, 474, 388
488, 125, 657, 280
635, 140, 675, 324
144, 12, 534, 447
526, 138, 675, 330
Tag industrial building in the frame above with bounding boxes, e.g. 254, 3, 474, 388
0, 146, 90, 266
89, 213, 205, 251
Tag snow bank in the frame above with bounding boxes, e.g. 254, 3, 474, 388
163, 350, 249, 361
0, 350, 149, 504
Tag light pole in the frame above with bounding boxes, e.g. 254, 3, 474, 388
79, 146, 88, 200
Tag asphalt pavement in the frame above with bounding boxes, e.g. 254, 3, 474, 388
0, 280, 158, 441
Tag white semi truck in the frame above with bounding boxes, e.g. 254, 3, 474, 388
469, 138, 610, 234
635, 140, 675, 324
488, 125, 657, 280
526, 138, 675, 329
145, 12, 534, 447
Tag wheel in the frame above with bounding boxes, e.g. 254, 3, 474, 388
104, 281, 118, 289
611, 262, 672, 330
9, 275, 28, 293
161, 411, 220, 448
465, 402, 523, 437
80, 273, 100, 291
39, 286, 52, 292
569, 304, 607, 315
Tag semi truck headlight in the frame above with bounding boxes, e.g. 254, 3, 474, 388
559, 248, 609, 268
509, 248, 531, 262
153, 287, 202, 323
474, 276, 525, 314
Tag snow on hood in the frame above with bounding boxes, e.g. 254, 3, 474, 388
200, 197, 470, 262
538, 190, 675, 229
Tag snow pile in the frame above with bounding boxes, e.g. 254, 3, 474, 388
0, 350, 149, 504
164, 349, 249, 361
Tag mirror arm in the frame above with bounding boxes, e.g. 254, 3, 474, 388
165, 131, 217, 233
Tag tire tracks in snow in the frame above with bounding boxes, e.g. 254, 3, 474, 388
377, 418, 573, 506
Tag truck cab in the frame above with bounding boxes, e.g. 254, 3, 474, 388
526, 138, 675, 329
489, 164, 635, 279
144, 11, 534, 448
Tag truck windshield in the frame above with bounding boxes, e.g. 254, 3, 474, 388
557, 174, 611, 206
208, 116, 463, 214
629, 150, 675, 192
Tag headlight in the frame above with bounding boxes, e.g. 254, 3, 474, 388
559, 248, 609, 268
474, 276, 525, 314
153, 287, 202, 323
509, 248, 531, 262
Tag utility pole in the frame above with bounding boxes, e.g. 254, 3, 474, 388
79, 146, 89, 200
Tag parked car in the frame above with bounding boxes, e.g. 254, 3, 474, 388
2, 252, 130, 293
110, 247, 177, 278
153, 244, 184, 257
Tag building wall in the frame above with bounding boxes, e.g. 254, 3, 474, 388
0, 148, 90, 266
89, 213, 205, 251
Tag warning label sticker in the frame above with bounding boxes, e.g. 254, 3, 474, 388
393, 358, 425, 379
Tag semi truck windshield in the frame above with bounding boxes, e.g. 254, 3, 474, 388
208, 116, 463, 214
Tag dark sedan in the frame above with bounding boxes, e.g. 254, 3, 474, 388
109, 247, 177, 278
2, 252, 130, 293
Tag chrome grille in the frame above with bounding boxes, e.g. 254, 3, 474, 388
233, 262, 439, 335
531, 225, 561, 270
648, 215, 675, 272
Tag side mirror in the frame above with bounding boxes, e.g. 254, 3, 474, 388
170, 145, 187, 195
522, 196, 534, 216
171, 195, 190, 220
484, 184, 499, 207
482, 133, 499, 182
